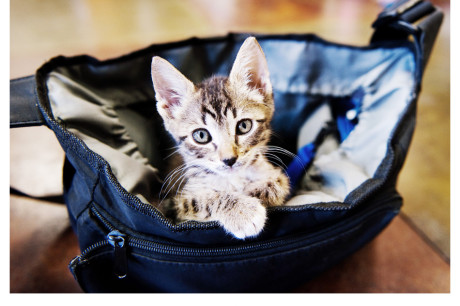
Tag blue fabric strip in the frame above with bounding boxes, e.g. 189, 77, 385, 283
285, 90, 363, 188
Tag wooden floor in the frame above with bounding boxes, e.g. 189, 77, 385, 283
10, 0, 450, 293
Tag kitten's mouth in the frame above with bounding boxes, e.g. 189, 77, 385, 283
212, 153, 254, 174
219, 165, 238, 173
218, 159, 248, 174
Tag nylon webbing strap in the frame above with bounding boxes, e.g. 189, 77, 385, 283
417, 8, 443, 70
10, 75, 45, 128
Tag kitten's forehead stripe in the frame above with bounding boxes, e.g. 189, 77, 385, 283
232, 106, 237, 118
222, 88, 237, 119
198, 77, 233, 125
223, 102, 231, 118
201, 105, 217, 124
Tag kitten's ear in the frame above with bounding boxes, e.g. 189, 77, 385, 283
229, 37, 272, 98
151, 56, 195, 120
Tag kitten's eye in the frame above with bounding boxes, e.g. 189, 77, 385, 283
192, 129, 212, 144
236, 119, 252, 135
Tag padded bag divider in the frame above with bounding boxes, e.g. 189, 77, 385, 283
10, 0, 443, 293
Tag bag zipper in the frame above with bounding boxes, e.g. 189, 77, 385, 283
91, 206, 331, 257
107, 230, 128, 279
71, 196, 399, 280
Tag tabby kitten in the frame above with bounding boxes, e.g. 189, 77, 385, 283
151, 37, 290, 239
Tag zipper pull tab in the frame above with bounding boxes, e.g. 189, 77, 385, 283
107, 230, 128, 279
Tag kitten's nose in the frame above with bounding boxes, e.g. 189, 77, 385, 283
222, 157, 237, 167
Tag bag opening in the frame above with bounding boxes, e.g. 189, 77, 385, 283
44, 36, 417, 212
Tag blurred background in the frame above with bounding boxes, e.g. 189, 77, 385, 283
10, 0, 450, 293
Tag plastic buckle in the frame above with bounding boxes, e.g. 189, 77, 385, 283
371, 0, 442, 85
372, 0, 426, 32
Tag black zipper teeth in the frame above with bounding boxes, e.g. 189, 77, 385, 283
90, 206, 282, 256
79, 240, 110, 259
86, 201, 396, 259
128, 236, 287, 257
91, 206, 116, 231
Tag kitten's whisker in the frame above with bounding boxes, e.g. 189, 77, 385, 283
160, 164, 187, 196
163, 147, 181, 160
264, 153, 288, 171
164, 165, 191, 190
174, 174, 188, 200
177, 174, 195, 201
159, 164, 193, 206
265, 158, 287, 171
160, 161, 204, 205
265, 145, 296, 157
175, 165, 205, 201
174, 167, 196, 198
265, 145, 307, 172
161, 166, 182, 188
163, 163, 187, 183
160, 173, 185, 207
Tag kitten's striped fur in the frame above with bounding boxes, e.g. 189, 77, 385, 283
151, 37, 290, 239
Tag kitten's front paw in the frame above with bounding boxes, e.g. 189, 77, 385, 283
246, 172, 290, 207
219, 196, 266, 239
